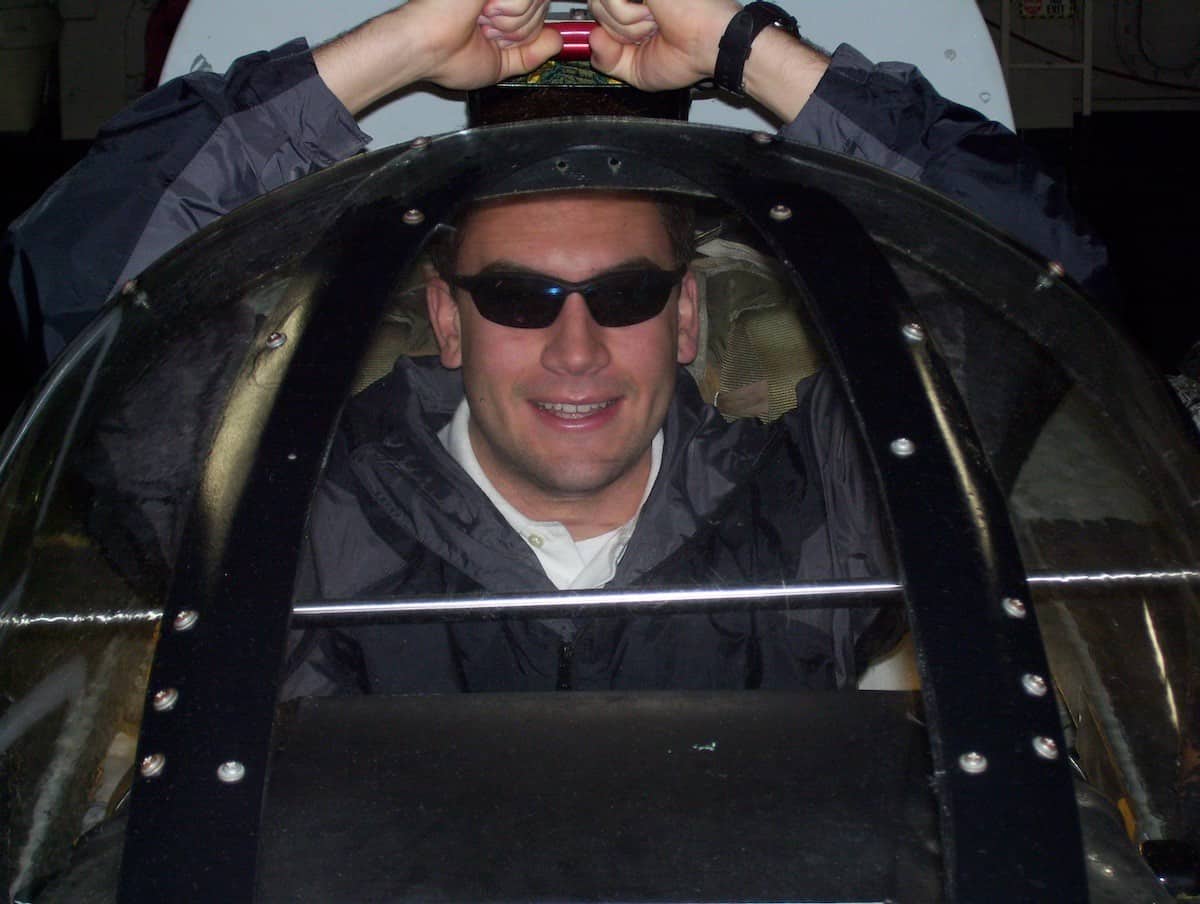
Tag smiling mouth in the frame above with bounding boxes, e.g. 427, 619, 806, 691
534, 400, 616, 419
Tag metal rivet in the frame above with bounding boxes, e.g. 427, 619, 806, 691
122, 279, 150, 308
1036, 260, 1066, 291
751, 131, 773, 145
286, 452, 298, 461
1002, 596, 1027, 619
152, 687, 179, 712
902, 322, 925, 343
140, 753, 166, 778
402, 209, 425, 225
1099, 864, 1115, 878
217, 761, 246, 784
1021, 673, 1049, 697
944, 48, 957, 61
265, 331, 286, 349
769, 204, 792, 222
409, 135, 430, 150
173, 609, 199, 632
1033, 735, 1060, 760
958, 751, 988, 774
890, 437, 916, 457
979, 91, 992, 103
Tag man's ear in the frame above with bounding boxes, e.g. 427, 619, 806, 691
675, 269, 700, 366
426, 277, 463, 369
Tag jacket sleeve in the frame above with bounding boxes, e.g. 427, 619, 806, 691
787, 371, 902, 682
781, 43, 1115, 307
3, 38, 370, 362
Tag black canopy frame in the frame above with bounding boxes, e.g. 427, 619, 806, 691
117, 119, 1090, 902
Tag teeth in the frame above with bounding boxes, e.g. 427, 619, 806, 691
536, 400, 614, 418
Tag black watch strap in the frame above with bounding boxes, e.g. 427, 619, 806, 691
714, 1, 801, 96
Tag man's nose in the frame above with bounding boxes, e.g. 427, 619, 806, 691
540, 293, 610, 374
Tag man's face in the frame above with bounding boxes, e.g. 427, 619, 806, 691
426, 193, 699, 518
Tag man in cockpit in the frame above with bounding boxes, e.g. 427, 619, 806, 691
288, 0, 896, 695
283, 0, 1109, 694
287, 184, 889, 693
5, 0, 1111, 693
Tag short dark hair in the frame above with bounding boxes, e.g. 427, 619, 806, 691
426, 191, 696, 279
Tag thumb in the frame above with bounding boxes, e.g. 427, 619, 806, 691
498, 26, 563, 80
588, 27, 633, 81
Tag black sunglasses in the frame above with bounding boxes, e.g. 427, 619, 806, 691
448, 266, 687, 329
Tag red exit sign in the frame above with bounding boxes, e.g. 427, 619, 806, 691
1020, 0, 1075, 17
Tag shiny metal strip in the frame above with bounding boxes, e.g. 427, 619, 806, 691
0, 610, 164, 627
1029, 570, 1200, 587
291, 579, 903, 622
292, 568, 1200, 622
3, 570, 1197, 628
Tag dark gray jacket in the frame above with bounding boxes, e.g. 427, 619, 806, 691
286, 357, 893, 694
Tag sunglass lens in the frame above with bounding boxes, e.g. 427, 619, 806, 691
586, 271, 676, 327
472, 276, 562, 328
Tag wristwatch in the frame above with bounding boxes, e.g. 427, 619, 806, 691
714, 1, 801, 96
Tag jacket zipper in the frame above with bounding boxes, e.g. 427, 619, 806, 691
556, 641, 574, 691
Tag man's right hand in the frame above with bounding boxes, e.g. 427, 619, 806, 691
587, 0, 739, 92
315, 0, 563, 115
412, 0, 562, 90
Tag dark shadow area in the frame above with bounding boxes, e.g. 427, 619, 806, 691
1021, 112, 1200, 373
1, 133, 89, 430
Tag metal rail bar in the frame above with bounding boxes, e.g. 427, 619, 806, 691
4, 570, 1197, 629
291, 569, 1200, 622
